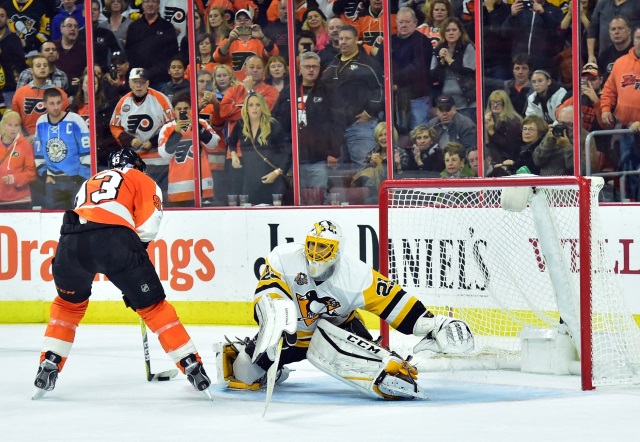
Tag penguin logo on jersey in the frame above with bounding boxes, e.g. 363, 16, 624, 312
45, 138, 68, 163
24, 98, 46, 115
9, 14, 36, 40
127, 114, 154, 133
294, 273, 308, 286
164, 6, 185, 23
296, 290, 341, 326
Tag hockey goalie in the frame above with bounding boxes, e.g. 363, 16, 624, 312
215, 220, 474, 400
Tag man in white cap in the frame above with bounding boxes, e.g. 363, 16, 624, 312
109, 67, 174, 199
214, 8, 279, 81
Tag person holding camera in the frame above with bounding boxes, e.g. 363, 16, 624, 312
214, 8, 279, 82
501, 0, 564, 78
157, 92, 220, 207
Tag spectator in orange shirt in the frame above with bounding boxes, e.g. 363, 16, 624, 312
214, 8, 279, 81
0, 111, 36, 209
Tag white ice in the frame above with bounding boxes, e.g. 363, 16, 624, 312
1, 324, 638, 441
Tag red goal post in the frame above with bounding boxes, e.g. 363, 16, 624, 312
378, 176, 640, 390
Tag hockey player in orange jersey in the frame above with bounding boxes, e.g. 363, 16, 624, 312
32, 148, 211, 400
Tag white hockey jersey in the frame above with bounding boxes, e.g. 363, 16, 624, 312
256, 243, 427, 348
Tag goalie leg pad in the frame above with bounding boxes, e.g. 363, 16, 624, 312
413, 314, 474, 354
213, 339, 262, 390
253, 295, 297, 363
307, 320, 426, 400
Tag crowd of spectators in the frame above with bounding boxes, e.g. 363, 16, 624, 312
1, 0, 640, 210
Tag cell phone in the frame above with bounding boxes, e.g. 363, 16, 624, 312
179, 111, 188, 120
301, 42, 312, 52
236, 26, 252, 36
204, 82, 214, 92
522, 0, 533, 8
110, 65, 117, 78
581, 78, 588, 87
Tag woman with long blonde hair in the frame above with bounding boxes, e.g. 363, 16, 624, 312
227, 92, 291, 205
206, 7, 230, 45
484, 89, 523, 163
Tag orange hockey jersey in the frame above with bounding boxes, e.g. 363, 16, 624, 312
12, 85, 69, 135
74, 167, 163, 242
213, 37, 279, 81
157, 119, 220, 202
219, 82, 279, 125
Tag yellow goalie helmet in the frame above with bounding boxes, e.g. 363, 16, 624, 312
305, 220, 343, 278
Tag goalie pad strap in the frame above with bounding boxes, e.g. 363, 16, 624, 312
307, 320, 425, 400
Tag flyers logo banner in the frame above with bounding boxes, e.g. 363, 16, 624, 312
164, 6, 186, 24
296, 290, 341, 326
127, 114, 154, 133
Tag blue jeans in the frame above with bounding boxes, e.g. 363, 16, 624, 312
299, 161, 329, 205
343, 119, 378, 168
620, 132, 640, 200
409, 96, 431, 129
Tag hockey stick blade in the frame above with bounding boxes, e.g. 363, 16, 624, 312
148, 368, 179, 382
262, 337, 283, 418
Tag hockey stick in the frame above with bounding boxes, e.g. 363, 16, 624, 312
140, 318, 179, 382
262, 337, 283, 417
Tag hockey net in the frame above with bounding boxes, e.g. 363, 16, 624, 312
378, 176, 640, 389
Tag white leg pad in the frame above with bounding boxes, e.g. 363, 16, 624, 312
253, 296, 297, 363
307, 320, 426, 400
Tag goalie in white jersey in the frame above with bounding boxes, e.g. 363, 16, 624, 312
216, 220, 474, 400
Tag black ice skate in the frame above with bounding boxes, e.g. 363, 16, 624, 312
32, 351, 62, 400
180, 355, 212, 399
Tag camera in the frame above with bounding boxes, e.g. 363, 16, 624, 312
236, 26, 252, 36
179, 111, 188, 120
301, 42, 312, 52
110, 64, 117, 79
552, 123, 567, 138
522, 0, 533, 8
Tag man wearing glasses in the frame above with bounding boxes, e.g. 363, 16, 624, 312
54, 17, 86, 95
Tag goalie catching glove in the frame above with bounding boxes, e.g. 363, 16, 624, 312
413, 313, 474, 354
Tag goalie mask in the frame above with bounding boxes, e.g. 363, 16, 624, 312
305, 220, 343, 278
109, 148, 147, 173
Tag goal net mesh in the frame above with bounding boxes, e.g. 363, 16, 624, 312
380, 177, 640, 387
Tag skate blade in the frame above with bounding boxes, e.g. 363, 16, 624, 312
32, 387, 48, 400
202, 388, 213, 401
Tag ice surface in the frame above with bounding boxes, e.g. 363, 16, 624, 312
1, 325, 638, 441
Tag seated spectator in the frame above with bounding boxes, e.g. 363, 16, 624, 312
160, 57, 190, 102
484, 89, 523, 164
556, 62, 604, 133
51, 0, 85, 42
427, 95, 477, 152
525, 69, 567, 125
440, 142, 475, 178
408, 124, 442, 174
265, 55, 288, 93
302, 7, 330, 51
0, 111, 36, 209
498, 114, 548, 175
466, 148, 494, 177
533, 112, 575, 177
430, 17, 476, 122
214, 8, 279, 81
505, 53, 532, 117
157, 92, 220, 207
227, 92, 291, 205
351, 122, 407, 203
17, 41, 69, 92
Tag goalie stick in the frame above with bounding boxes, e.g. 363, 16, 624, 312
262, 337, 283, 417
140, 318, 179, 382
